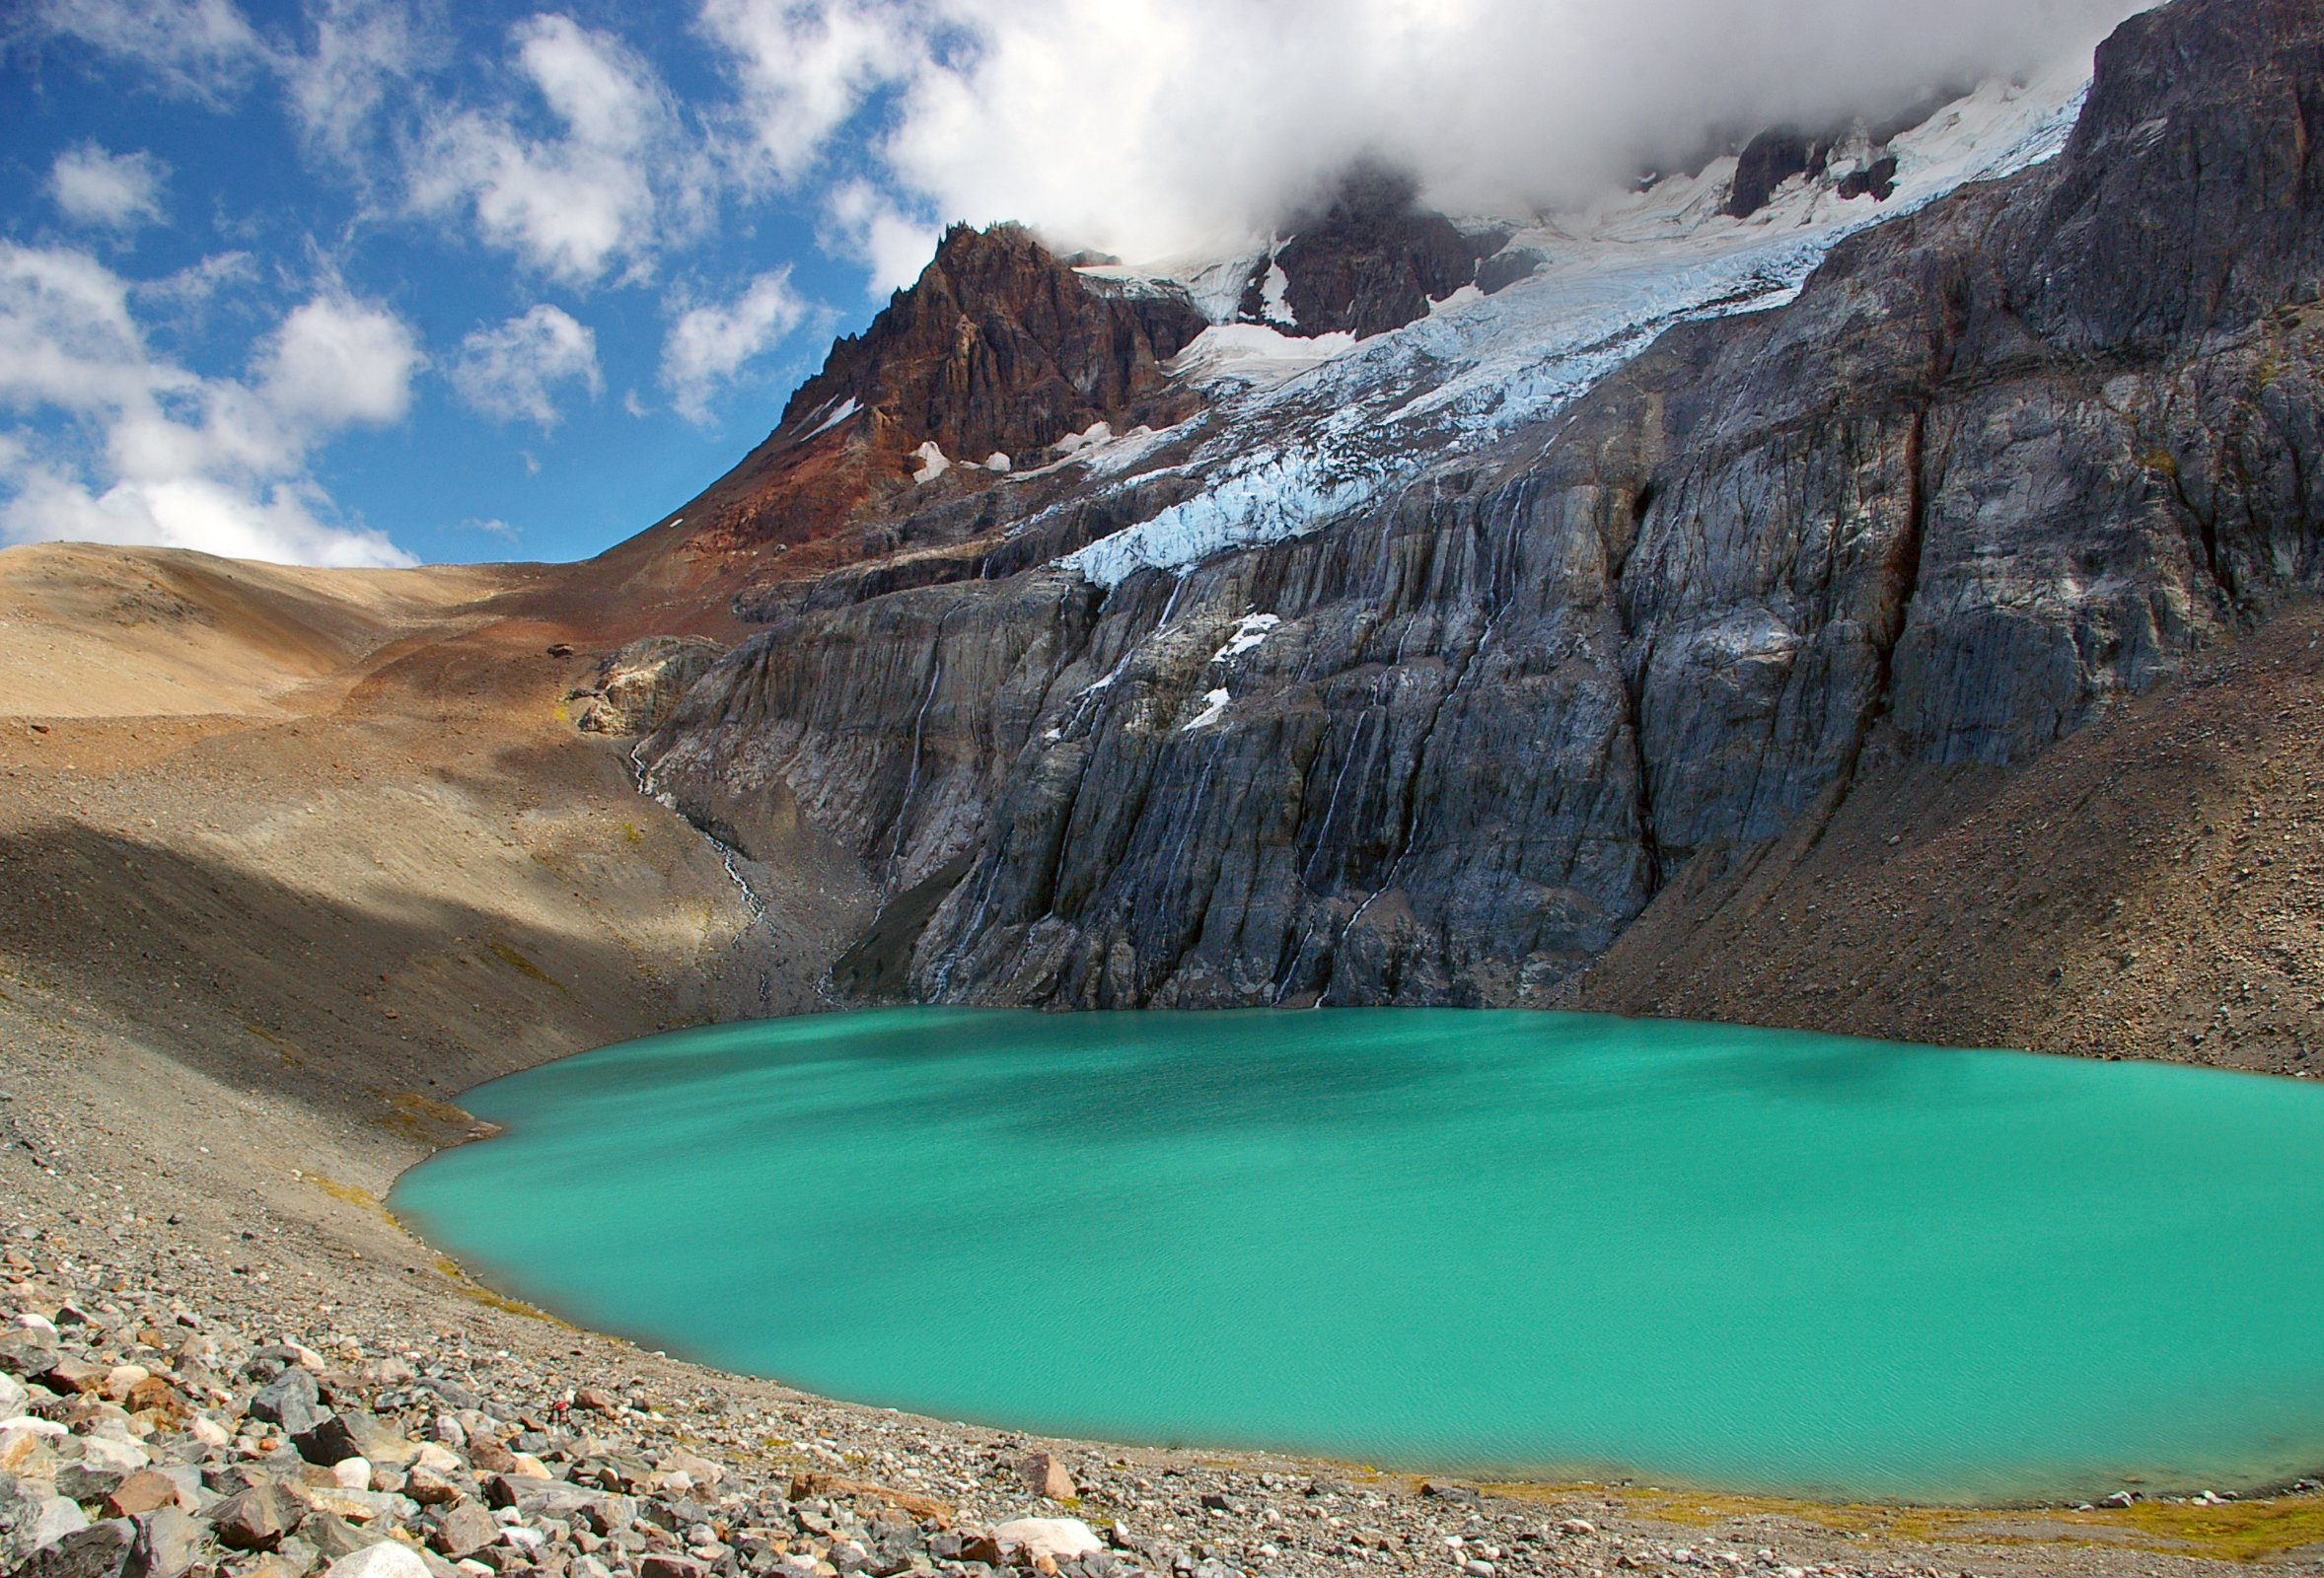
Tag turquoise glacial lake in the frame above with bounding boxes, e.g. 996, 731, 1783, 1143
389, 1008, 2324, 1504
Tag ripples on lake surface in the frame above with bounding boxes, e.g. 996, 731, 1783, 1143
389, 1008, 2324, 1503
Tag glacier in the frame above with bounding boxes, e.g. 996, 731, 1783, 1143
1058, 65, 2093, 590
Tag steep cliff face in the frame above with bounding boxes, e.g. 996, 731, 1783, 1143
1571, 602, 2324, 1070
638, 0, 2324, 1014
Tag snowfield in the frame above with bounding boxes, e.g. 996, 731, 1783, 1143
1057, 65, 2091, 589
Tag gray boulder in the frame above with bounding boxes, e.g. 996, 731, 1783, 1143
426, 1503, 497, 1562
247, 1369, 325, 1438
207, 1482, 301, 1552
291, 1418, 362, 1469
0, 1338, 57, 1383
11, 1519, 134, 1578
3, 1486, 88, 1570
127, 1509, 203, 1578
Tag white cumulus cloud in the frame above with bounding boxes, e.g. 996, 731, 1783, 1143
408, 13, 712, 288
697, 0, 928, 186
707, 0, 2152, 270
130, 251, 258, 320
279, 0, 432, 173
48, 144, 172, 231
0, 244, 419, 568
450, 304, 603, 428
660, 267, 812, 424
821, 177, 939, 294
256, 296, 423, 429
26, 0, 267, 104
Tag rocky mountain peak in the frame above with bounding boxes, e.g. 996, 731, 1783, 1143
625, 0, 2324, 1020
1719, 86, 1970, 218
634, 222, 1208, 580
1237, 166, 1498, 338
782, 222, 1206, 465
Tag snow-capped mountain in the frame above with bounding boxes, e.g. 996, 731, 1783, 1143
628, 0, 2324, 1013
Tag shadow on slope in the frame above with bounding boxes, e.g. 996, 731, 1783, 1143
0, 816, 726, 1135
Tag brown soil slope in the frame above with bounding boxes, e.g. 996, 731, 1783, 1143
0, 543, 508, 720
0, 545, 867, 1557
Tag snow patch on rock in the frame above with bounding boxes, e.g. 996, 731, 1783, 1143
1054, 420, 1112, 455
1182, 687, 1231, 731
1167, 323, 1358, 394
1260, 260, 1295, 326
911, 441, 950, 483
799, 395, 859, 442
1214, 613, 1281, 661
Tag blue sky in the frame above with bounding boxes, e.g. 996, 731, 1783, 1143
0, 0, 2136, 570
1, 0, 936, 567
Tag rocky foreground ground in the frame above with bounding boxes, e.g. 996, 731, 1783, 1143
0, 1119, 2310, 1578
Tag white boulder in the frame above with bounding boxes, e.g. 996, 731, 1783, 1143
993, 1520, 1103, 1561
70, 1436, 151, 1473
324, 1542, 434, 1578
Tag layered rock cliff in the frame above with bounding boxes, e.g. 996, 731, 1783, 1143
634, 0, 2324, 1014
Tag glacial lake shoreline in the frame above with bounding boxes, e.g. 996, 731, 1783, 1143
391, 1007, 2324, 1508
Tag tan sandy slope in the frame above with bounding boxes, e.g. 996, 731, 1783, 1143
0, 544, 514, 721
0, 540, 872, 1144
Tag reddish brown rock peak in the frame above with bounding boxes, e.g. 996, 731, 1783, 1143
657, 223, 1208, 576
789, 221, 1206, 465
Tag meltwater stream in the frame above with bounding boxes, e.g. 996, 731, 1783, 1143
390, 1009, 2324, 1504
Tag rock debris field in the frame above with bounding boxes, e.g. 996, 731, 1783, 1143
0, 1236, 1617, 1578
0, 1200, 2295, 1578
